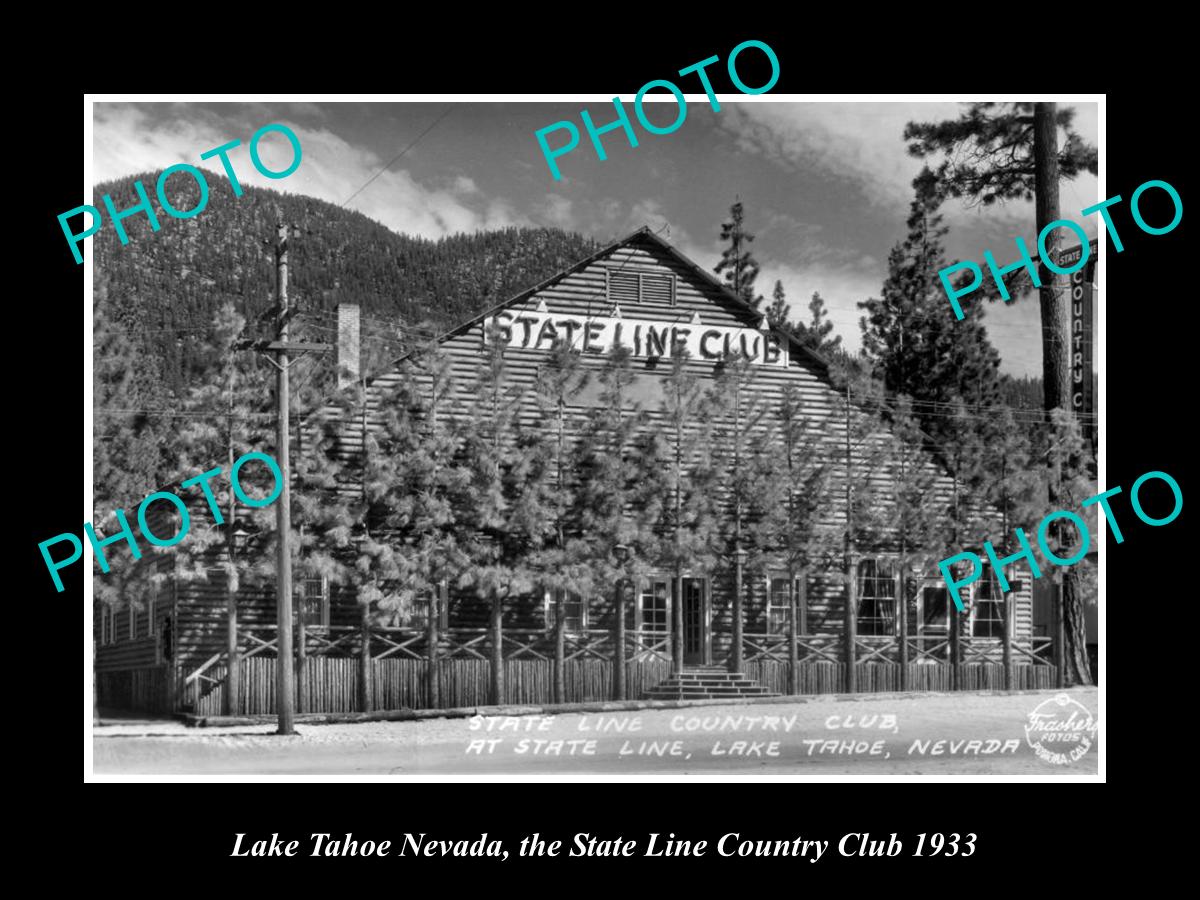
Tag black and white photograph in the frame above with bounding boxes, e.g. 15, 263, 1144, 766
77, 92, 1109, 779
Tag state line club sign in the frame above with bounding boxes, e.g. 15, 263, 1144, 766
484, 307, 786, 366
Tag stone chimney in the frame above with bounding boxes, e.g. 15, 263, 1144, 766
337, 303, 360, 390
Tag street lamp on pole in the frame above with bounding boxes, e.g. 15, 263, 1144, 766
732, 546, 748, 674
613, 544, 631, 701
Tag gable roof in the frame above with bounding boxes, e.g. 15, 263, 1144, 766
379, 226, 832, 378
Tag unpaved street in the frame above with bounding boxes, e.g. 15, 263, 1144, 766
93, 688, 1100, 776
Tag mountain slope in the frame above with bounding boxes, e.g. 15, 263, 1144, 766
94, 169, 605, 394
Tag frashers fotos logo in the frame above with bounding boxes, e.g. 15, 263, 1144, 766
1025, 694, 1097, 765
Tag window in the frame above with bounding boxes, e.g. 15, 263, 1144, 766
413, 581, 450, 631
98, 605, 109, 647
766, 575, 805, 635
857, 558, 897, 636
545, 587, 588, 634
129, 603, 136, 640
146, 583, 157, 638
973, 566, 1006, 638
299, 576, 330, 631
638, 578, 671, 634
606, 268, 676, 306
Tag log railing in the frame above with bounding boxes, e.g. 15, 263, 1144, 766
441, 628, 489, 660
502, 629, 553, 661
744, 633, 842, 665
905, 635, 951, 663
742, 632, 1055, 667
1015, 635, 1055, 666
855, 636, 896, 664
371, 627, 425, 661
304, 625, 359, 657
627, 630, 670, 662
564, 630, 612, 661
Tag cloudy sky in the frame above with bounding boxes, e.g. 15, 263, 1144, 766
92, 99, 1100, 377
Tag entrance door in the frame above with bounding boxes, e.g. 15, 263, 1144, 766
681, 577, 709, 665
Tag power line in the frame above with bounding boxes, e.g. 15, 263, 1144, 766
338, 105, 458, 210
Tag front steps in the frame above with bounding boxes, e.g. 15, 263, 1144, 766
643, 665, 778, 701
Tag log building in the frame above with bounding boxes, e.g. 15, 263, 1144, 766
94, 229, 1055, 715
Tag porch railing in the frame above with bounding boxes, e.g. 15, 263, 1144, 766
741, 632, 1056, 667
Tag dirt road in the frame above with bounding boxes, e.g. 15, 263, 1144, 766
92, 688, 1100, 776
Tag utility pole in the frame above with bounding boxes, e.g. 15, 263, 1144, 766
273, 223, 296, 736
242, 223, 331, 736
843, 386, 857, 694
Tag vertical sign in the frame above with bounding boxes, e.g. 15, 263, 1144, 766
1060, 240, 1097, 442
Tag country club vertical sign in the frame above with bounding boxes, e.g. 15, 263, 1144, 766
1061, 240, 1097, 442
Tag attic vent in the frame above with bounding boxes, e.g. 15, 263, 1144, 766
608, 270, 641, 303
606, 269, 676, 306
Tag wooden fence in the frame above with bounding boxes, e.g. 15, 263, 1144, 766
112, 626, 1061, 716
176, 655, 674, 717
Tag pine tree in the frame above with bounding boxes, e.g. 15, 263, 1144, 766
645, 347, 721, 671
526, 341, 591, 617
92, 278, 170, 610
873, 395, 953, 657
343, 340, 470, 640
859, 170, 1002, 454
1017, 408, 1096, 683
708, 352, 773, 668
567, 343, 669, 625
457, 325, 557, 702
904, 103, 1098, 686
164, 303, 278, 600
765, 280, 790, 331
797, 292, 843, 357
93, 277, 167, 518
714, 200, 763, 310
748, 382, 838, 690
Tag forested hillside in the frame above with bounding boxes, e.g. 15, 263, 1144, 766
93, 170, 604, 510
94, 169, 603, 394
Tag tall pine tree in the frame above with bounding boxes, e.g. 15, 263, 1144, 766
904, 103, 1097, 686
859, 170, 1003, 454
797, 292, 843, 357
646, 348, 721, 672
714, 200, 763, 310
457, 324, 556, 702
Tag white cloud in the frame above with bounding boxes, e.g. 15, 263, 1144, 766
92, 104, 518, 240
532, 192, 692, 246
721, 101, 1100, 230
